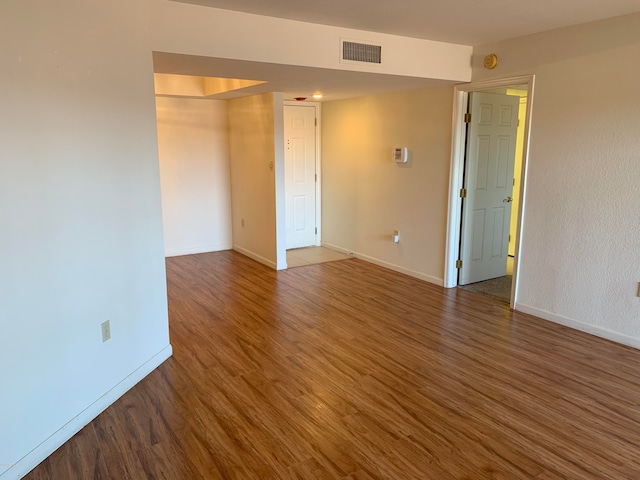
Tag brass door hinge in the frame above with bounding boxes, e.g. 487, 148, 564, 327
460, 188, 467, 198
456, 260, 463, 269
464, 113, 471, 123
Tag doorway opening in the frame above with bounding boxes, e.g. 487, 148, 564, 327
444, 76, 535, 309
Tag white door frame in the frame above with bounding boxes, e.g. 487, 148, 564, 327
284, 101, 322, 246
443, 75, 535, 309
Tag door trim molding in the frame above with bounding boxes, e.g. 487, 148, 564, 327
284, 101, 322, 247
443, 75, 535, 310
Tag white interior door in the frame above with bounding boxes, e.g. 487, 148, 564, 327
284, 105, 317, 249
459, 92, 519, 285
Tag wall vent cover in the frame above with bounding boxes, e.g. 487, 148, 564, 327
341, 40, 382, 64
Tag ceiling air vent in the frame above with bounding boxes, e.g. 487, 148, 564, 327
341, 39, 382, 65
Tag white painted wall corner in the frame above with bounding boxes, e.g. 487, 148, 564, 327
322, 242, 444, 286
233, 245, 278, 270
1, 345, 173, 480
165, 244, 232, 258
517, 305, 640, 351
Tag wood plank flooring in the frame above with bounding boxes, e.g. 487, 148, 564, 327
24, 251, 640, 479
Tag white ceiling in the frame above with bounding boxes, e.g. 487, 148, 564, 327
171, 0, 640, 46
157, 0, 640, 101
152, 53, 450, 102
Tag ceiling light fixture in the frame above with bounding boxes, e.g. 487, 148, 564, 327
312, 93, 323, 99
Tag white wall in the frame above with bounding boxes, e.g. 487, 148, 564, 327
228, 93, 286, 269
473, 13, 640, 345
150, 0, 472, 82
0, 1, 171, 478
322, 86, 454, 284
156, 97, 232, 256
273, 97, 287, 270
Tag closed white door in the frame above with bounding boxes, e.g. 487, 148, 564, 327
459, 92, 519, 285
284, 105, 317, 249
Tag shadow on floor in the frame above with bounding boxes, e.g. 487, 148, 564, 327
458, 275, 512, 303
286, 246, 352, 268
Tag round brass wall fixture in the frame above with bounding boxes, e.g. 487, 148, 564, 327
483, 54, 498, 69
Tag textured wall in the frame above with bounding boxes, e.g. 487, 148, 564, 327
474, 13, 640, 341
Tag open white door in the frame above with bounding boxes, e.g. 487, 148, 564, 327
459, 92, 519, 285
284, 105, 317, 249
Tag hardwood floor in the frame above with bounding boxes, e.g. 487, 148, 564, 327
24, 251, 640, 479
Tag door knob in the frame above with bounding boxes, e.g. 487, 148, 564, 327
503, 196, 513, 203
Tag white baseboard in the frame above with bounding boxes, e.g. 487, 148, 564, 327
2, 345, 173, 480
517, 304, 640, 350
165, 244, 232, 258
321, 242, 444, 287
233, 245, 276, 269
320, 242, 353, 256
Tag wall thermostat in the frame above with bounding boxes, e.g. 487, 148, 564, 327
393, 147, 408, 163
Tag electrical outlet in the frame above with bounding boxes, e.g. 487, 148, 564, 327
101, 320, 111, 342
